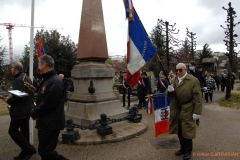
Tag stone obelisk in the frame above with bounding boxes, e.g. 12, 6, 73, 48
66, 0, 128, 126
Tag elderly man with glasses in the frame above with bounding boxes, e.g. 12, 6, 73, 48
167, 63, 202, 160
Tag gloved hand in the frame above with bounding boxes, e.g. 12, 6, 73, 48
203, 87, 207, 92
192, 114, 200, 120
167, 85, 175, 92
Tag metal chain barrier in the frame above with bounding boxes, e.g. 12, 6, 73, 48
69, 107, 139, 131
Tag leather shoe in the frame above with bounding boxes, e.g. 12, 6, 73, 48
175, 149, 185, 156
14, 150, 36, 160
183, 152, 191, 160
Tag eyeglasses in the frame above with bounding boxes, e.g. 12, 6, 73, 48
175, 68, 184, 72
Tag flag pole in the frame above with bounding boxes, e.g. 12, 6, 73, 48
29, 0, 35, 145
156, 54, 171, 85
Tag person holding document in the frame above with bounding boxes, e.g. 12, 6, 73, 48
5, 62, 36, 160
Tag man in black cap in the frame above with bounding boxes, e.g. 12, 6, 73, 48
137, 72, 149, 109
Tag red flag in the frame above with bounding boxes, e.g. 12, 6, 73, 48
37, 38, 45, 58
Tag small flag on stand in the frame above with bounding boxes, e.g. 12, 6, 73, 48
146, 95, 154, 114
152, 93, 172, 137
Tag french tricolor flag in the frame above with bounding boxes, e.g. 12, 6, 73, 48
152, 93, 172, 137
124, 0, 157, 87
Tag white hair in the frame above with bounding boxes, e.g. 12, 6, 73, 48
176, 63, 187, 69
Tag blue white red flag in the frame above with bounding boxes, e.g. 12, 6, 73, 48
123, 0, 134, 20
37, 37, 45, 58
146, 96, 154, 114
123, 0, 157, 87
152, 93, 172, 137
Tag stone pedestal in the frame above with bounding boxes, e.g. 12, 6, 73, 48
61, 0, 147, 144
66, 62, 128, 126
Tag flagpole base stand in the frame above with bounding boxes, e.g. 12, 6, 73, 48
127, 116, 142, 123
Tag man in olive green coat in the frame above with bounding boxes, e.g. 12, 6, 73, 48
167, 63, 202, 160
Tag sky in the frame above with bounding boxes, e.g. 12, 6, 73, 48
0, 0, 240, 62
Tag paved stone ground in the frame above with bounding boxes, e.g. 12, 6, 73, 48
0, 84, 240, 160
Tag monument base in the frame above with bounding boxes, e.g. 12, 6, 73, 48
65, 100, 128, 126
60, 121, 147, 145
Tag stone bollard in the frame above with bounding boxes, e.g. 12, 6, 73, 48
97, 113, 113, 136
127, 106, 142, 123
62, 119, 80, 143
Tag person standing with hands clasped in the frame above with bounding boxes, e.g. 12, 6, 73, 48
4, 62, 36, 160
31, 55, 69, 160
167, 63, 202, 160
157, 72, 168, 93
122, 75, 132, 109
137, 72, 149, 109
188, 61, 206, 126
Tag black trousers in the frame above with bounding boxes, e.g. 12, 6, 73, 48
221, 84, 225, 92
38, 129, 68, 160
8, 117, 36, 154
138, 92, 146, 108
204, 92, 213, 102
123, 89, 130, 107
178, 121, 192, 153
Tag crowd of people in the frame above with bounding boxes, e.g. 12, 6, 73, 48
2, 56, 239, 160
121, 61, 238, 160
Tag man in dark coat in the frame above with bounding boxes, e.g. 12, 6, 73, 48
221, 73, 227, 92
189, 61, 206, 90
168, 63, 202, 160
189, 61, 206, 126
5, 62, 36, 160
122, 74, 132, 109
137, 72, 149, 109
31, 55, 68, 160
59, 73, 68, 102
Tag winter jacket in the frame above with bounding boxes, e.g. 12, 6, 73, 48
157, 78, 168, 93
31, 70, 65, 131
7, 72, 34, 120
189, 69, 206, 88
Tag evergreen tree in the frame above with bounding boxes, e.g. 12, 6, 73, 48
196, 43, 213, 67
147, 23, 166, 77
177, 38, 192, 63
20, 29, 77, 78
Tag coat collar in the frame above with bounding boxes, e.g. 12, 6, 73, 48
41, 69, 56, 80
175, 74, 191, 88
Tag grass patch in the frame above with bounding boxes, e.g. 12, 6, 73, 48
219, 91, 240, 109
0, 99, 10, 116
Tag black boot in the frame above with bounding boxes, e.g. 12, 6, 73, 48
183, 152, 191, 160
175, 149, 185, 156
